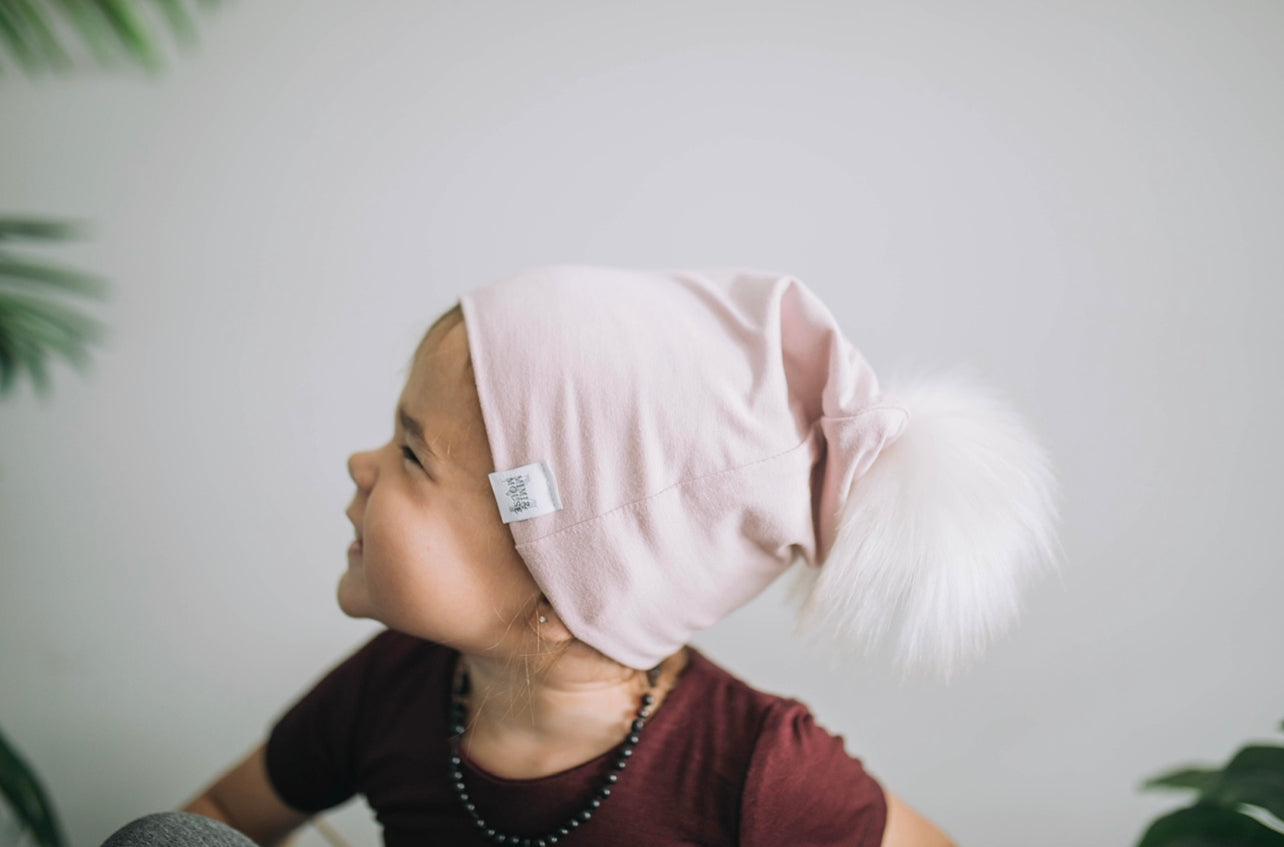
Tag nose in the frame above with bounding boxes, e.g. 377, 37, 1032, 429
348, 449, 377, 491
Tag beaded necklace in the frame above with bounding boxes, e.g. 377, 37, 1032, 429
446, 662, 659, 846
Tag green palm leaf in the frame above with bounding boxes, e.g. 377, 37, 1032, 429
1, 2, 225, 842
0, 219, 88, 240
0, 218, 108, 398
0, 254, 107, 298
0, 726, 66, 847
0, 0, 222, 75
0, 1, 44, 72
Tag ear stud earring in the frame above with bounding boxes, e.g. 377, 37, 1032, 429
538, 615, 548, 624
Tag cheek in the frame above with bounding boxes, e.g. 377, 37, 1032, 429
362, 522, 429, 604
362, 510, 468, 623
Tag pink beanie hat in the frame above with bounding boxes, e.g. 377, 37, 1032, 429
458, 265, 1062, 679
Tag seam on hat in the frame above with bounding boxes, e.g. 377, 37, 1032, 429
821, 403, 910, 424
516, 431, 818, 548
517, 403, 904, 548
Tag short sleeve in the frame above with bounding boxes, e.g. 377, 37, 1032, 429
739, 700, 887, 847
264, 629, 392, 814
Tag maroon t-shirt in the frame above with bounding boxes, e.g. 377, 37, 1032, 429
265, 629, 886, 846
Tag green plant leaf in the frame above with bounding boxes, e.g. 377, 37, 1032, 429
49, 0, 118, 65
152, 0, 195, 46
92, 0, 161, 70
1141, 745, 1284, 822
1229, 748, 1284, 771
0, 289, 102, 361
0, 254, 109, 299
2, 0, 223, 74
1212, 746, 1284, 821
13, 327, 51, 395
0, 218, 89, 241
0, 0, 43, 72
11, 0, 71, 69
0, 726, 67, 847
0, 290, 104, 395
0, 290, 104, 337
0, 222, 107, 397
0, 323, 17, 392
1136, 803, 1284, 847
1144, 767, 1223, 793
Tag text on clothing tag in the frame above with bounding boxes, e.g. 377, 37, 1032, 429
488, 460, 563, 524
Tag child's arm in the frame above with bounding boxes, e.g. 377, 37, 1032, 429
180, 742, 311, 846
881, 791, 958, 847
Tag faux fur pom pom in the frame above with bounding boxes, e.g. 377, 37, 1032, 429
791, 365, 1065, 682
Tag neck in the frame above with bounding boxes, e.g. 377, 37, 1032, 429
455, 644, 689, 779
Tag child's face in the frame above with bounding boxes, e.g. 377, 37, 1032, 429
341, 313, 541, 651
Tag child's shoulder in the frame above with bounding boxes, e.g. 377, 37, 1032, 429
681, 647, 796, 708
684, 650, 886, 842
682, 646, 811, 711
675, 647, 830, 747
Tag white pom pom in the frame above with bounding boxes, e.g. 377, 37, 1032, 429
790, 364, 1065, 682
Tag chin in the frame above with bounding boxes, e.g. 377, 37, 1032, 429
336, 572, 374, 619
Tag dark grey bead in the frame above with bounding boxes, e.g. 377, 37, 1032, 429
606, 773, 618, 783
580, 810, 593, 822
627, 734, 640, 745
631, 718, 645, 732
590, 799, 601, 809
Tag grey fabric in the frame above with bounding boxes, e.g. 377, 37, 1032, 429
101, 812, 259, 847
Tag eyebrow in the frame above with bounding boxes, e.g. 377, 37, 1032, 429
398, 404, 438, 461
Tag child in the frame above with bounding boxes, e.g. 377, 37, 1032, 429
108, 265, 1061, 846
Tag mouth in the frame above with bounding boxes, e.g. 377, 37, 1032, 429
346, 509, 363, 557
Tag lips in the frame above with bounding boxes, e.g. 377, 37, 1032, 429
348, 538, 363, 561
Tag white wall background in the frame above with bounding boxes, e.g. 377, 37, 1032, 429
2, 1, 1282, 845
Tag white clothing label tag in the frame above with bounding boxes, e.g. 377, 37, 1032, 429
488, 460, 563, 524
